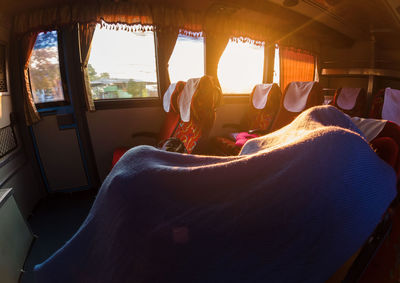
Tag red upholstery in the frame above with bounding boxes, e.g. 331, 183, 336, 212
371, 121, 400, 178
212, 83, 282, 156
270, 81, 323, 131
332, 87, 367, 117
356, 121, 400, 282
158, 81, 186, 141
370, 137, 398, 170
369, 89, 385, 119
358, 203, 400, 283
172, 76, 222, 154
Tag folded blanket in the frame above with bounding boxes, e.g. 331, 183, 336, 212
34, 106, 396, 283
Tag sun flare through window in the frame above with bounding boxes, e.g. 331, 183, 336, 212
168, 34, 204, 83
218, 39, 264, 94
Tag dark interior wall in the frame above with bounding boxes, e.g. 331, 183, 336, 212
320, 40, 374, 70
86, 106, 166, 181
0, 13, 45, 218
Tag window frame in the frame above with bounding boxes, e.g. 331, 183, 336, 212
29, 29, 71, 110
88, 26, 161, 104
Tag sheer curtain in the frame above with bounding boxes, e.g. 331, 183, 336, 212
156, 28, 179, 95
21, 32, 40, 125
279, 46, 315, 92
79, 23, 96, 111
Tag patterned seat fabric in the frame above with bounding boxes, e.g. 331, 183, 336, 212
332, 87, 367, 117
172, 76, 222, 154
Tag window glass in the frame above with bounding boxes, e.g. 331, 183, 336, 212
29, 31, 65, 104
217, 39, 264, 94
273, 44, 280, 86
88, 25, 158, 100
168, 34, 204, 83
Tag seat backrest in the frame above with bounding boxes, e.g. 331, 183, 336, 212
159, 81, 186, 141
270, 81, 323, 131
332, 87, 367, 117
246, 83, 282, 132
172, 76, 222, 154
370, 87, 400, 125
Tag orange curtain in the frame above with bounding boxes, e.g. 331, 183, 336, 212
21, 32, 40, 125
205, 33, 230, 87
79, 23, 96, 111
279, 46, 315, 92
155, 27, 179, 95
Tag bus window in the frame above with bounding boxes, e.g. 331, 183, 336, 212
217, 39, 264, 94
273, 44, 280, 86
168, 34, 204, 83
88, 25, 158, 100
29, 31, 67, 106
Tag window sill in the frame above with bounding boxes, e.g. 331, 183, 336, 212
93, 98, 162, 110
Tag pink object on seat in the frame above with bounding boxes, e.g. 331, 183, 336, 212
235, 132, 259, 147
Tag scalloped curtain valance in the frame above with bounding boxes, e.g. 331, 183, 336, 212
13, 2, 319, 52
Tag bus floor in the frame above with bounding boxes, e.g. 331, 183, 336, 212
20, 189, 97, 283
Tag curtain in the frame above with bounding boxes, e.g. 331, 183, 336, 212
79, 23, 96, 111
205, 33, 230, 86
155, 28, 179, 95
279, 46, 315, 92
21, 32, 40, 125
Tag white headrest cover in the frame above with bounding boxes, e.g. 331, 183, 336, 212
179, 78, 201, 122
350, 116, 387, 142
336, 88, 361, 110
283, 81, 315, 112
252, 84, 274, 109
163, 83, 177, 112
382, 87, 400, 125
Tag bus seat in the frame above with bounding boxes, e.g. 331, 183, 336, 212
349, 117, 400, 179
370, 121, 400, 178
369, 87, 400, 125
270, 81, 323, 131
211, 83, 281, 156
111, 81, 186, 167
159, 81, 187, 140
354, 199, 400, 283
332, 87, 367, 117
171, 76, 222, 154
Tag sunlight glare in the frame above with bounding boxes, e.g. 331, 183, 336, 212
168, 35, 204, 83
88, 26, 157, 82
218, 40, 264, 94
273, 45, 280, 86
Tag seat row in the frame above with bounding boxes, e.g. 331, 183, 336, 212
111, 76, 222, 167
113, 79, 400, 167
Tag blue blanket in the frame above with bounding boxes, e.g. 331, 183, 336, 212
34, 106, 397, 283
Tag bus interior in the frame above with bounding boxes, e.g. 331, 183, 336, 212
1, 0, 400, 282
